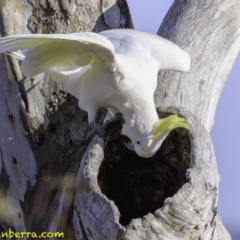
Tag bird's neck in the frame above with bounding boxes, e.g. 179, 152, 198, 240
123, 100, 159, 134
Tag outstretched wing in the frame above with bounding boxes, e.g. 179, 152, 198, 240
0, 32, 116, 77
100, 29, 191, 73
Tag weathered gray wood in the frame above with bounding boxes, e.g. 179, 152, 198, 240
154, 2, 240, 237
73, 0, 239, 239
156, 0, 240, 132
0, 0, 239, 239
75, 107, 231, 240
0, 0, 132, 238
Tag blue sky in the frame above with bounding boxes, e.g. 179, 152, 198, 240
127, 0, 240, 238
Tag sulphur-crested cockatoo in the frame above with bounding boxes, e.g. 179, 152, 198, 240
0, 29, 190, 158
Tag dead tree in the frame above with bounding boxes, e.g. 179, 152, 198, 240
0, 0, 239, 239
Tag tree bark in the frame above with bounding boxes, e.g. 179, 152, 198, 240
0, 0, 133, 238
156, 0, 240, 132
0, 0, 239, 240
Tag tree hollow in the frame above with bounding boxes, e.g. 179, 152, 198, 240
98, 114, 191, 226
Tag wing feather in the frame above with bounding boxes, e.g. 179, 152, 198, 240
100, 29, 191, 73
0, 32, 116, 77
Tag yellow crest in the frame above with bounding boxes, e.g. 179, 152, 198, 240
153, 115, 189, 140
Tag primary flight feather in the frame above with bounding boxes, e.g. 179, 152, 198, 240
0, 29, 190, 158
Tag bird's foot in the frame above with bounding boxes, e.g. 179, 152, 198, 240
89, 121, 106, 138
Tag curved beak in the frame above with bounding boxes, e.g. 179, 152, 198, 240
123, 140, 135, 151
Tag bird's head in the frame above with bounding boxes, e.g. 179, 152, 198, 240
122, 115, 189, 158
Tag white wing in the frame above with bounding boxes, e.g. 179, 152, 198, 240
100, 29, 191, 73
0, 32, 116, 77
0, 29, 191, 116
0, 29, 190, 83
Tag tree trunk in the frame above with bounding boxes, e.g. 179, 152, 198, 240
0, 0, 239, 240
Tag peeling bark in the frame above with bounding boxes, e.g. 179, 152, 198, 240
0, 0, 239, 239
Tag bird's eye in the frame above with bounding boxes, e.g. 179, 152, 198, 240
136, 141, 140, 145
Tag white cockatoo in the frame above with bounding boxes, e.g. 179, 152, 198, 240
0, 29, 190, 158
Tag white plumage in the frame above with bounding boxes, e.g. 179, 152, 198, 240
0, 29, 190, 158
